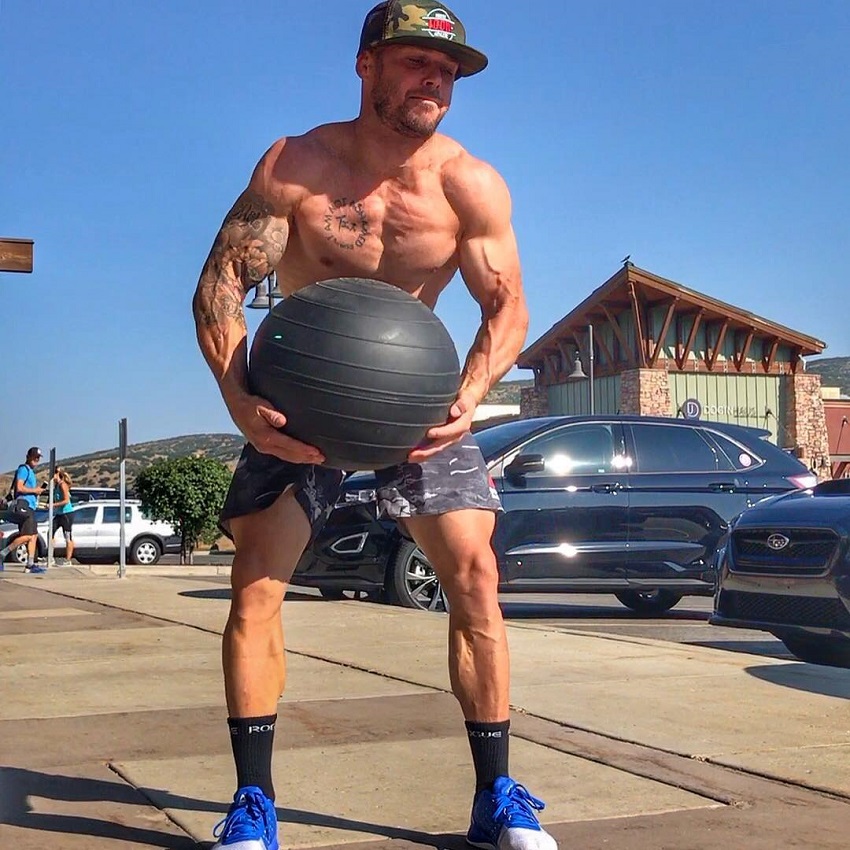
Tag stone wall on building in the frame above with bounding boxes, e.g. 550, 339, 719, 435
785, 373, 831, 480
520, 385, 549, 418
619, 369, 672, 417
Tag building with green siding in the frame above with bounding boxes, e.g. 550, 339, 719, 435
518, 263, 831, 478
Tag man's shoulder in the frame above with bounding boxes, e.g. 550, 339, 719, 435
435, 137, 504, 184
256, 123, 352, 187
438, 141, 510, 212
264, 123, 351, 164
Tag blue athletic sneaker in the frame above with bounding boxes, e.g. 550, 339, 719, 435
25, 565, 47, 575
467, 776, 557, 850
212, 786, 279, 850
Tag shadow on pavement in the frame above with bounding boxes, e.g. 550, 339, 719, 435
1, 767, 469, 849
178, 589, 320, 602
271, 806, 469, 850
0, 767, 198, 848
745, 663, 850, 699
499, 601, 711, 621
691, 638, 791, 660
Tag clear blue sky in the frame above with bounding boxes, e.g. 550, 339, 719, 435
2, 1, 848, 472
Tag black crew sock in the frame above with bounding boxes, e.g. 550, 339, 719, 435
228, 715, 277, 800
465, 719, 510, 793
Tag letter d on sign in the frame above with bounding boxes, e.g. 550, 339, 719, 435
682, 399, 702, 420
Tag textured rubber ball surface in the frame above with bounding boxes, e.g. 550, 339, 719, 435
249, 278, 460, 470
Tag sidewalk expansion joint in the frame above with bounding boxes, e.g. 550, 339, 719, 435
107, 760, 201, 842
511, 711, 850, 810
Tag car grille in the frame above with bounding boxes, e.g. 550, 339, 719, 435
730, 529, 840, 576
718, 590, 850, 630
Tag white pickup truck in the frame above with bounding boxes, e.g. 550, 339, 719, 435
1, 499, 181, 566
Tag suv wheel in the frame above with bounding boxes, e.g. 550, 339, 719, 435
385, 540, 448, 612
615, 589, 682, 615
129, 537, 162, 566
779, 634, 850, 669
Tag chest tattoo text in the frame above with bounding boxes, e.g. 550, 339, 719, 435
324, 197, 371, 251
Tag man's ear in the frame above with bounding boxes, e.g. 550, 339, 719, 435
355, 49, 373, 81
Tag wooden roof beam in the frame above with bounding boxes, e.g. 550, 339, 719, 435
650, 298, 679, 368
594, 324, 615, 369
570, 329, 588, 367
557, 340, 575, 372
628, 282, 648, 368
707, 319, 730, 370
675, 309, 704, 370
734, 329, 755, 372
762, 337, 780, 374
600, 304, 635, 366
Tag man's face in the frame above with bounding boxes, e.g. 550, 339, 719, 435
366, 45, 458, 139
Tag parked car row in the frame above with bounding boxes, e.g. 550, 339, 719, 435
292, 415, 817, 614
8, 416, 846, 670
0, 499, 180, 566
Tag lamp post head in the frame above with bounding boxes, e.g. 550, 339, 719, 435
247, 281, 272, 310
567, 357, 588, 381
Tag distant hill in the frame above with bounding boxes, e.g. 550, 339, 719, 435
1, 380, 536, 493
808, 356, 850, 396
0, 433, 245, 496
483, 379, 533, 404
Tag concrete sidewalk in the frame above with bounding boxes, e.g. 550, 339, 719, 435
1, 567, 849, 849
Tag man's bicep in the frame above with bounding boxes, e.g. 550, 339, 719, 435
455, 162, 524, 308
193, 186, 291, 328
203, 188, 290, 290
459, 219, 524, 312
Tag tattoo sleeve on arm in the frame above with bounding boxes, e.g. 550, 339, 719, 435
194, 190, 289, 327
193, 189, 290, 386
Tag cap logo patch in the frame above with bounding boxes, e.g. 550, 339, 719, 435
422, 8, 456, 41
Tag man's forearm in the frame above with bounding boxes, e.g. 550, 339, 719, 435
193, 273, 251, 410
459, 300, 529, 405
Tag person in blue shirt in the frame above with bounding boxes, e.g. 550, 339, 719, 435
50, 467, 76, 565
12, 447, 47, 573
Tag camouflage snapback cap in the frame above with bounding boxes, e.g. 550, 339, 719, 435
359, 1, 488, 78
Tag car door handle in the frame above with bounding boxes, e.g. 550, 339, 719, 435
708, 482, 736, 492
591, 483, 621, 493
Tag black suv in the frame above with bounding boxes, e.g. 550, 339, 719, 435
710, 478, 850, 667
292, 415, 816, 613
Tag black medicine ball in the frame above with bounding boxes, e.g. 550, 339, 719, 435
248, 277, 461, 470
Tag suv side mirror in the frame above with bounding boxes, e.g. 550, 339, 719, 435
505, 453, 545, 482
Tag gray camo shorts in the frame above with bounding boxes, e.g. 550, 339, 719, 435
219, 432, 502, 542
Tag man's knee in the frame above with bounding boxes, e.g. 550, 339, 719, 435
230, 575, 286, 625
445, 546, 500, 610
227, 493, 312, 623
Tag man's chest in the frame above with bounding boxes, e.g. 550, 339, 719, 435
292, 185, 460, 282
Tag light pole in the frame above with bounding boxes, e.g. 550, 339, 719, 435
246, 270, 285, 318
567, 323, 595, 415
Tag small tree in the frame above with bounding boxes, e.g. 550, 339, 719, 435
135, 456, 232, 564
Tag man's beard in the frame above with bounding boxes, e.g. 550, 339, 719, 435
372, 84, 445, 139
